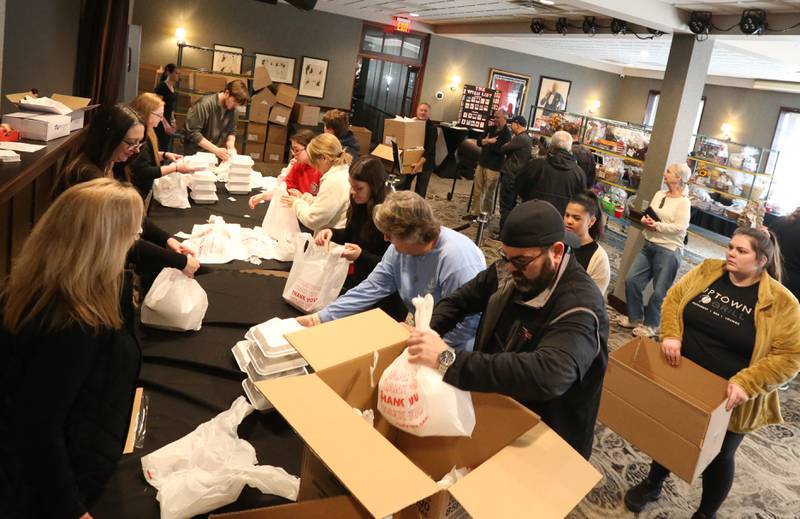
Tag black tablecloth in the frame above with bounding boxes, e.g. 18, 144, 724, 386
90, 271, 304, 518
690, 207, 737, 237
149, 183, 291, 272
435, 124, 471, 180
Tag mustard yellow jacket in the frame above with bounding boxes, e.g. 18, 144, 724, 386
660, 259, 800, 433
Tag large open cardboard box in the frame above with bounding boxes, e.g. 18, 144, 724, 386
253, 310, 601, 518
371, 144, 425, 174
598, 337, 731, 484
6, 92, 99, 132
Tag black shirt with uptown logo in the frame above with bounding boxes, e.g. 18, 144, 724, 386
681, 274, 758, 379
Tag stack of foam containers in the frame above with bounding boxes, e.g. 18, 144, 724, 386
227, 155, 254, 195
184, 152, 218, 170
231, 317, 309, 411
189, 169, 218, 204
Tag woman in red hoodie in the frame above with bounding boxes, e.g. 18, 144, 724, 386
249, 129, 321, 207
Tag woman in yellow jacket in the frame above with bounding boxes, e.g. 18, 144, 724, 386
624, 227, 800, 518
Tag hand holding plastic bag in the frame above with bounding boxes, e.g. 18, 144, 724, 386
262, 184, 301, 261
141, 268, 208, 331
153, 173, 191, 209
377, 294, 476, 437
141, 397, 300, 519
282, 234, 350, 313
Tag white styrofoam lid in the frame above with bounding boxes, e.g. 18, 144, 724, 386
246, 317, 305, 358
190, 192, 218, 201
231, 340, 254, 372
247, 341, 308, 376
242, 377, 272, 411
192, 170, 217, 181
246, 362, 308, 382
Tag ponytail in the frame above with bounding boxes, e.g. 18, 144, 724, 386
733, 227, 783, 282
569, 190, 605, 240
160, 63, 177, 83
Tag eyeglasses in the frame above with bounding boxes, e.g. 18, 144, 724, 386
497, 248, 547, 270
151, 111, 165, 118
122, 139, 144, 151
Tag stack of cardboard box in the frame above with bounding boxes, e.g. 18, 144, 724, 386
371, 118, 425, 174
263, 84, 298, 164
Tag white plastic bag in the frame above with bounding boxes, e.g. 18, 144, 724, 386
282, 234, 350, 313
377, 295, 476, 437
141, 397, 299, 519
261, 184, 301, 261
141, 268, 208, 331
153, 173, 191, 209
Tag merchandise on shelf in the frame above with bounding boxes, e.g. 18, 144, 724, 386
531, 111, 585, 139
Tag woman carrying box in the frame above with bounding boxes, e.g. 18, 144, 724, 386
624, 227, 800, 518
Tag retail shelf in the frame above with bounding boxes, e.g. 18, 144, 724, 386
687, 156, 770, 177
688, 181, 749, 201
597, 178, 638, 193
584, 145, 645, 165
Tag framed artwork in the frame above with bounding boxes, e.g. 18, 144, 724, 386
298, 56, 329, 99
255, 53, 296, 84
532, 75, 572, 130
487, 68, 532, 117
212, 44, 243, 75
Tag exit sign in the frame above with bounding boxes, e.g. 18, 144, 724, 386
394, 16, 411, 33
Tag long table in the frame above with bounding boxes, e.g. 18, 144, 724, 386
91, 197, 306, 517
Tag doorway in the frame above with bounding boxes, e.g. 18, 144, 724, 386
350, 24, 429, 146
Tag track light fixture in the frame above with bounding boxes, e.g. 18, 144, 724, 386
555, 17, 569, 35
530, 19, 546, 34
582, 16, 598, 35
646, 28, 664, 37
611, 18, 628, 35
688, 11, 712, 35
740, 9, 766, 35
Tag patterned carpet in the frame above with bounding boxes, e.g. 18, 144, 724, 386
425, 175, 800, 519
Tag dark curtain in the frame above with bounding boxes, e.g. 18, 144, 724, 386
74, 0, 130, 107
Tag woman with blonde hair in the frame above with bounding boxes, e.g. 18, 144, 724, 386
127, 92, 196, 198
1, 178, 145, 519
281, 132, 351, 231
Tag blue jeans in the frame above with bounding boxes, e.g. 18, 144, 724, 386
625, 241, 682, 328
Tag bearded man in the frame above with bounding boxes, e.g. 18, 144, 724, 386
406, 200, 609, 459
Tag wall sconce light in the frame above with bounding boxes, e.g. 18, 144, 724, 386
721, 123, 734, 140
587, 99, 601, 114
449, 75, 461, 92
175, 27, 187, 44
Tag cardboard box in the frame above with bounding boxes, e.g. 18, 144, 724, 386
269, 105, 292, 126
383, 118, 425, 149
349, 125, 372, 156
264, 143, 285, 164
598, 337, 731, 484
2, 112, 71, 141
371, 144, 425, 174
254, 310, 601, 519
139, 63, 161, 91
247, 122, 268, 143
6, 92, 99, 132
210, 496, 370, 518
267, 124, 288, 146
252, 161, 284, 178
274, 84, 298, 108
291, 102, 320, 126
251, 90, 277, 124
193, 72, 227, 93
248, 150, 262, 161
253, 66, 272, 92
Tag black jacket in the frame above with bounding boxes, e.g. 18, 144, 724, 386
127, 137, 163, 199
515, 148, 587, 216
476, 124, 512, 171
432, 255, 609, 459
500, 131, 532, 176
0, 273, 141, 518
421, 119, 438, 171
331, 203, 388, 290
572, 143, 596, 187
339, 131, 361, 160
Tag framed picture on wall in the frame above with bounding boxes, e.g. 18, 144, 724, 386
532, 75, 572, 130
487, 68, 532, 116
255, 53, 296, 84
212, 44, 243, 75
298, 56, 329, 99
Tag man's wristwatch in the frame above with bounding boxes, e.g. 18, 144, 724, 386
438, 347, 456, 376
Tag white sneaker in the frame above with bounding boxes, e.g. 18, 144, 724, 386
632, 325, 658, 338
617, 316, 641, 329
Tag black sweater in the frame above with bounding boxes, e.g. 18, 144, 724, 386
330, 202, 388, 290
127, 137, 163, 199
476, 124, 512, 171
0, 274, 141, 518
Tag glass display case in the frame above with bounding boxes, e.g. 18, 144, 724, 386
686, 135, 778, 224
528, 110, 586, 139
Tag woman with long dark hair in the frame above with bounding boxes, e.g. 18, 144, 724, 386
154, 63, 179, 152
624, 227, 800, 518
564, 190, 610, 293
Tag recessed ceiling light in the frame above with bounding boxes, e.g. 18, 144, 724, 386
409, 12, 419, 17
540, 0, 555, 5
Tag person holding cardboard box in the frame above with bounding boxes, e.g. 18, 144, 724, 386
466, 109, 511, 221
280, 133, 351, 231
298, 191, 486, 351
127, 93, 198, 198
323, 109, 360, 159
405, 200, 609, 459
0, 178, 144, 519
154, 63, 180, 152
183, 79, 249, 161
624, 227, 800, 518
396, 102, 438, 197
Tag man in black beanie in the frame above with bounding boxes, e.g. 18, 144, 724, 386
406, 200, 609, 459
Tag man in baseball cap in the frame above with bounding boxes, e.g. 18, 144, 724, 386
406, 200, 609, 459
494, 115, 532, 239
